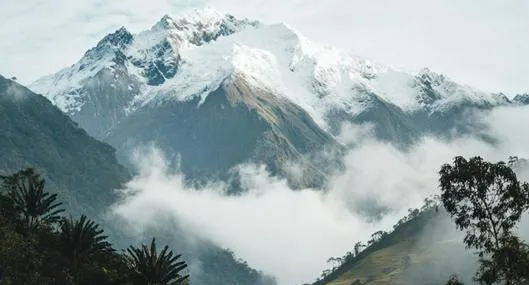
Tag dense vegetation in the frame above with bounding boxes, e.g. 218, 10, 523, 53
439, 156, 529, 284
0, 168, 189, 284
0, 75, 276, 285
0, 75, 130, 217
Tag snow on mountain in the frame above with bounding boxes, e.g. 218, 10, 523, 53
31, 7, 510, 132
31, 7, 256, 111
513, 93, 529, 105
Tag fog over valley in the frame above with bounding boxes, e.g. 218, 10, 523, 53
1, 3, 528, 285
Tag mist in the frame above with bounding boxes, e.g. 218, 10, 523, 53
111, 105, 529, 285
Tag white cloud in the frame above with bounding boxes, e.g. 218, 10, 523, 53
483, 106, 529, 158
111, 106, 529, 285
208, 0, 529, 95
0, 0, 205, 85
113, 148, 392, 285
2, 0, 527, 94
3, 0, 528, 282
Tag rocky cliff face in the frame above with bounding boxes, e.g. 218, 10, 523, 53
31, 7, 519, 187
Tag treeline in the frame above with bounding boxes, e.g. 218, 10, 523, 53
0, 168, 189, 285
313, 156, 529, 285
314, 196, 440, 284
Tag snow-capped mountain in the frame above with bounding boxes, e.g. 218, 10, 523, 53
513, 93, 529, 105
30, 7, 516, 185
31, 8, 259, 137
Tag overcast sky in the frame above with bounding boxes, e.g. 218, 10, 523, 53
1, 0, 528, 94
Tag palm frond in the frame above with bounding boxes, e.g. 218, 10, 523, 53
0, 168, 64, 232
124, 237, 189, 285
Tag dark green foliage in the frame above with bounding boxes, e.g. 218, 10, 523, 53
193, 247, 276, 285
439, 156, 529, 285
1, 168, 64, 233
446, 274, 464, 285
0, 75, 130, 217
124, 237, 189, 285
439, 156, 529, 255
0, 76, 275, 285
0, 215, 47, 284
59, 215, 113, 283
0, 168, 188, 285
475, 235, 529, 285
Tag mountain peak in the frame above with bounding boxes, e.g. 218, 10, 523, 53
416, 67, 445, 85
171, 6, 229, 25
94, 26, 133, 51
32, 8, 515, 127
513, 93, 529, 105
153, 7, 230, 31
147, 7, 258, 47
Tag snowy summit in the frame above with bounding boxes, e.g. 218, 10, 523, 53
31, 7, 511, 129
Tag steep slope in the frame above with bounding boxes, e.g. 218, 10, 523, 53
0, 75, 277, 285
312, 160, 529, 285
312, 209, 476, 285
105, 74, 340, 187
31, 8, 344, 187
31, 7, 515, 185
31, 9, 258, 139
0, 75, 130, 215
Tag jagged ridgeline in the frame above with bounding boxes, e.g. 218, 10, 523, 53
30, 8, 528, 190
0, 76, 277, 285
16, 6, 529, 285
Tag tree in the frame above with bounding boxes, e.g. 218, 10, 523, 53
439, 156, 529, 284
58, 215, 112, 283
508, 156, 519, 166
353, 242, 365, 256
370, 230, 387, 243
326, 257, 342, 270
446, 274, 464, 285
320, 269, 331, 279
421, 196, 437, 211
124, 237, 189, 285
0, 215, 47, 284
407, 208, 420, 219
477, 235, 529, 285
1, 168, 64, 233
342, 251, 353, 263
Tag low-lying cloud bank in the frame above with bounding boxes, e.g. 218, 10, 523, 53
111, 105, 529, 285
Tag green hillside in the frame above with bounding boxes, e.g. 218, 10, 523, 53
313, 206, 476, 285
0, 75, 130, 216
0, 75, 276, 285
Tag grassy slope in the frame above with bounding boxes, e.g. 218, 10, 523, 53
315, 208, 473, 285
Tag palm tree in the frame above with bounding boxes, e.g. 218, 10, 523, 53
446, 274, 464, 285
1, 168, 64, 232
59, 215, 112, 283
124, 237, 189, 285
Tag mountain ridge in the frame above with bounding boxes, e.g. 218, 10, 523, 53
30, 8, 514, 126
28, 7, 523, 186
0, 74, 278, 285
